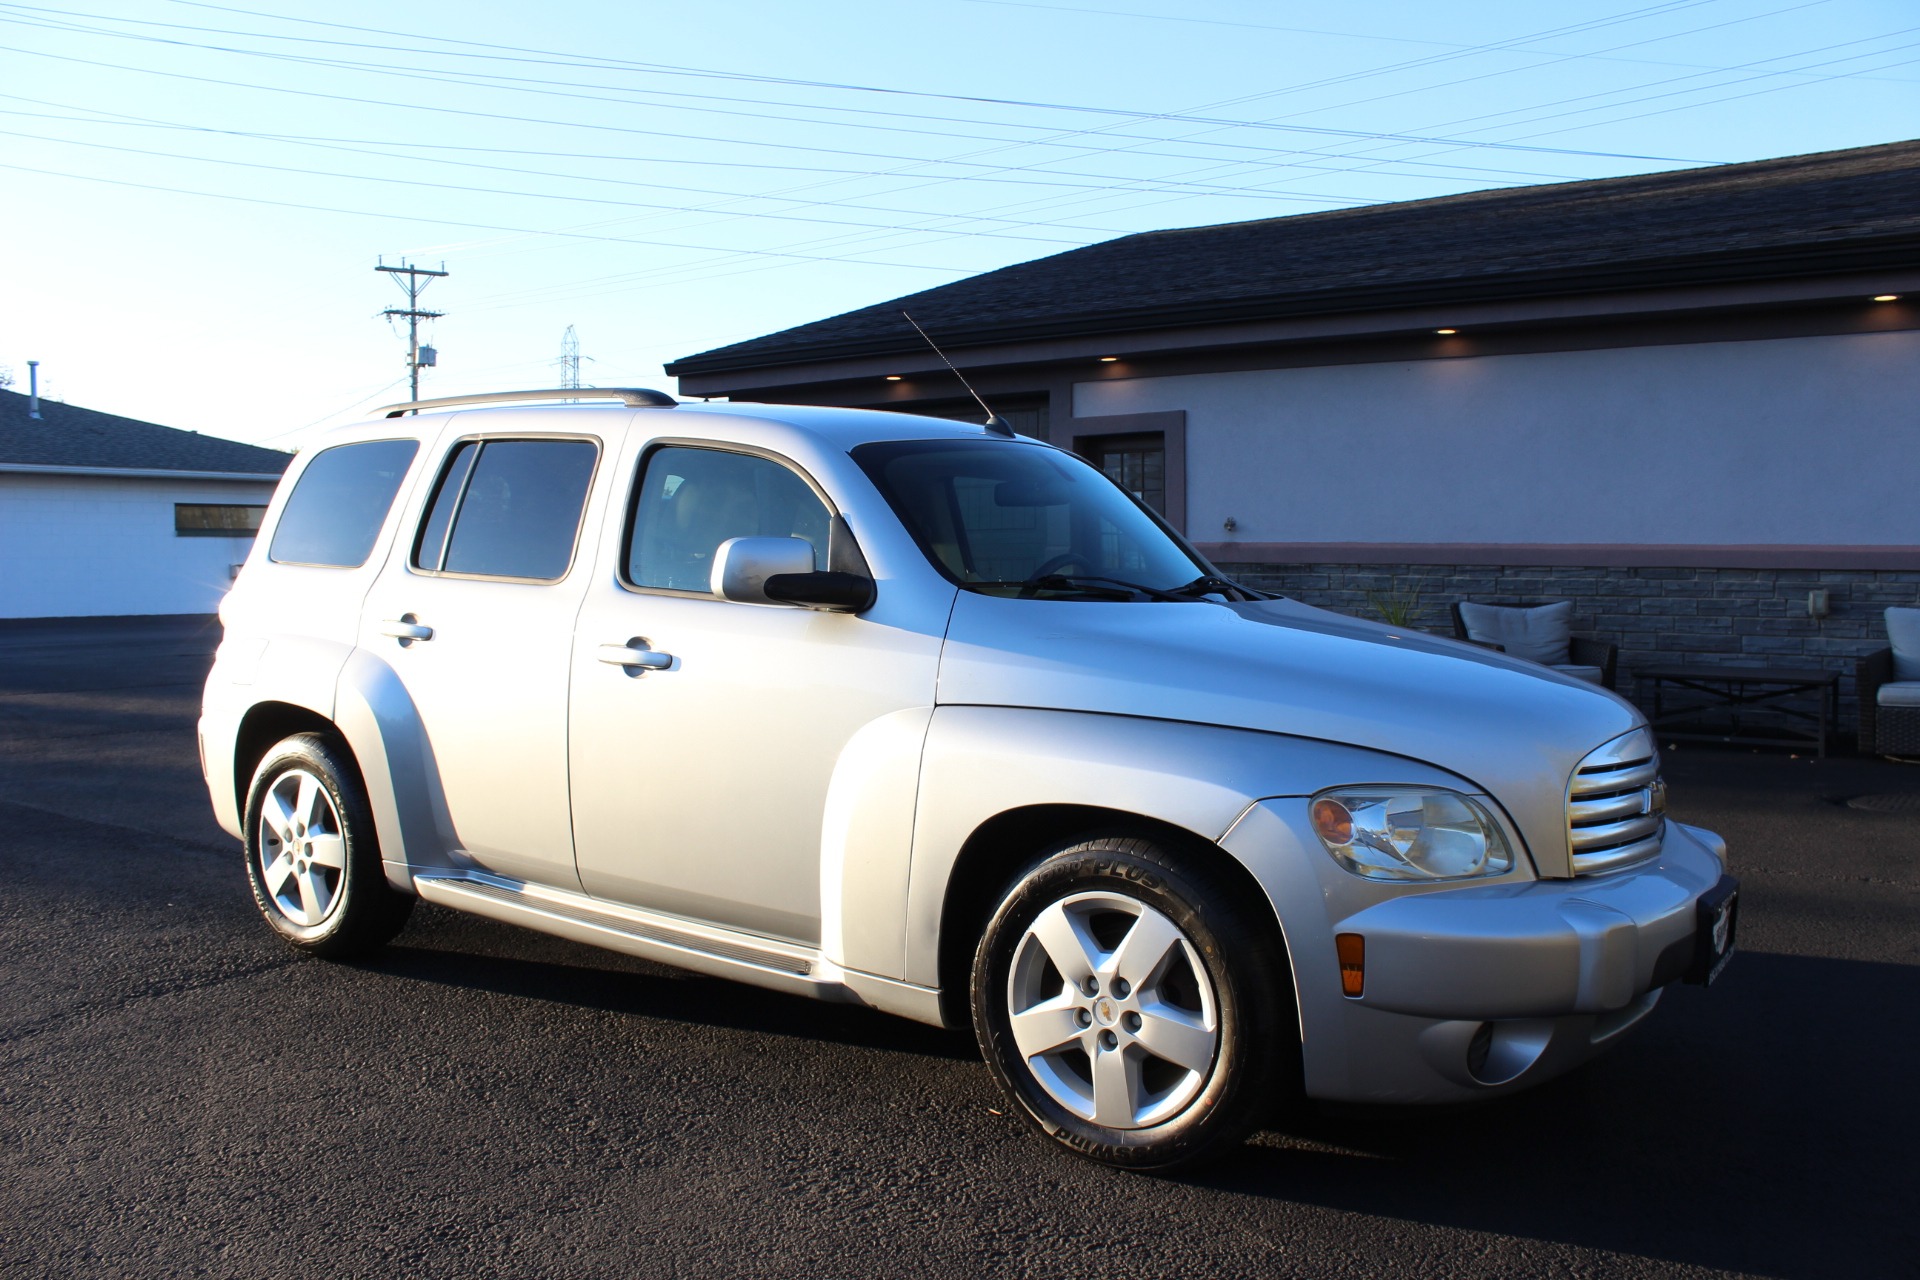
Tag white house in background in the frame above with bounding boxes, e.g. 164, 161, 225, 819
0, 389, 290, 618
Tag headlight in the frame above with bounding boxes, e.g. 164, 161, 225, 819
1308, 787, 1514, 882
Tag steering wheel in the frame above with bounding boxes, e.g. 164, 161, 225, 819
1025, 552, 1092, 583
1021, 548, 1098, 594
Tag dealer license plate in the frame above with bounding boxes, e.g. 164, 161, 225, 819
1690, 876, 1739, 986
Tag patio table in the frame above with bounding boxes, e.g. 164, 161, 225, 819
1639, 664, 1839, 757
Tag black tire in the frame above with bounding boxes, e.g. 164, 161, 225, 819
242, 732, 413, 959
971, 834, 1297, 1170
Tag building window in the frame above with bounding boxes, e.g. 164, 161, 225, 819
1085, 433, 1166, 515
902, 397, 1051, 441
174, 504, 267, 537
1069, 410, 1186, 532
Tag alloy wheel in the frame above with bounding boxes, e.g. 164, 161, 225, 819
1005, 890, 1220, 1130
256, 768, 348, 927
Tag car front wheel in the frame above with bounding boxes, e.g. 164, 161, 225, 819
971, 834, 1297, 1169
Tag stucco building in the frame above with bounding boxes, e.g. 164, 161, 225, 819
666, 140, 1920, 732
0, 389, 290, 618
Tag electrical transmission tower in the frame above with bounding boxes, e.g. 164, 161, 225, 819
559, 325, 581, 391
376, 260, 448, 403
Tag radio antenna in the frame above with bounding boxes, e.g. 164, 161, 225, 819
902, 311, 1015, 438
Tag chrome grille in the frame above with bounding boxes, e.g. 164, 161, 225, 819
1567, 728, 1665, 875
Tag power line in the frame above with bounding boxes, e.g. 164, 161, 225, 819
0, 0, 1754, 280
0, 124, 1102, 244
3, 0, 1886, 324
0, 12, 1713, 164
0, 159, 979, 272
1239, 22, 1920, 199
0, 95, 1564, 209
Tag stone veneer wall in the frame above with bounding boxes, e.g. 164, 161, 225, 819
1216, 562, 1920, 741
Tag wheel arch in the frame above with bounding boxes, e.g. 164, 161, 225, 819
933, 803, 1289, 1029
232, 701, 350, 819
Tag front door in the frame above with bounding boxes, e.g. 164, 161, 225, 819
358, 430, 607, 890
568, 441, 941, 945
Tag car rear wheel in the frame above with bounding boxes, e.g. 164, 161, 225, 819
971, 834, 1297, 1169
243, 732, 412, 958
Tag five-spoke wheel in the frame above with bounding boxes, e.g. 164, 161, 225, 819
256, 768, 349, 927
1007, 892, 1219, 1130
973, 834, 1297, 1169
243, 733, 412, 957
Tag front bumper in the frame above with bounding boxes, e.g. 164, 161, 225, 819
1220, 803, 1733, 1104
1336, 835, 1731, 1021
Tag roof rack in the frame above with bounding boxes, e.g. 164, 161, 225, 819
379, 387, 677, 418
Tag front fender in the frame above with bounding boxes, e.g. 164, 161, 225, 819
901, 706, 1473, 989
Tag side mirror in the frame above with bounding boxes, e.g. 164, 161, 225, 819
711, 537, 876, 611
711, 536, 815, 605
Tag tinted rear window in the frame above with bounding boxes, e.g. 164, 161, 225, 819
269, 439, 419, 568
428, 439, 599, 581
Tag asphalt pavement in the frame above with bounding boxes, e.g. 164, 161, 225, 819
0, 615, 1914, 1279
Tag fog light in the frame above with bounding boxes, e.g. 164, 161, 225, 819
1335, 933, 1365, 997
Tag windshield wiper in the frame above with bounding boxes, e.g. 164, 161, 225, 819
1025, 573, 1187, 601
1171, 574, 1269, 602
962, 575, 1185, 601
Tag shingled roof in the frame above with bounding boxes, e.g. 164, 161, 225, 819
0, 389, 290, 477
668, 139, 1920, 377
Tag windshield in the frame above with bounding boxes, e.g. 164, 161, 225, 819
852, 438, 1211, 600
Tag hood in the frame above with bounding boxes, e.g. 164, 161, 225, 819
936, 593, 1644, 876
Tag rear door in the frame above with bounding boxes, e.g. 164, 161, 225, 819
358, 426, 612, 890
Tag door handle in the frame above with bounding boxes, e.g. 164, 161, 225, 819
598, 643, 673, 671
379, 618, 434, 642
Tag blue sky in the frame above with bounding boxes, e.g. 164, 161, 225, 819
2, 0, 1917, 448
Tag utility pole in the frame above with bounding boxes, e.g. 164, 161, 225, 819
376, 259, 448, 404
559, 325, 581, 391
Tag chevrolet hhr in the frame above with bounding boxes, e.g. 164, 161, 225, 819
199, 387, 1738, 1168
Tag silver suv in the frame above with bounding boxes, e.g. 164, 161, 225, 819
200, 388, 1737, 1169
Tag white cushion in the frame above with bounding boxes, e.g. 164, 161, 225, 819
1877, 681, 1920, 708
1459, 601, 1573, 666
1552, 664, 1606, 685
1887, 607, 1920, 682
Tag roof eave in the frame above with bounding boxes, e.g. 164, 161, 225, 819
0, 463, 286, 482
666, 233, 1920, 378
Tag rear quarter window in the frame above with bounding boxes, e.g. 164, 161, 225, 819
268, 439, 420, 568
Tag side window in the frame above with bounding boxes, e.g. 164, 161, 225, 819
412, 440, 478, 572
412, 438, 599, 581
626, 446, 830, 593
269, 439, 419, 568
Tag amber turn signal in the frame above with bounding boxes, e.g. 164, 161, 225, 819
1335, 933, 1365, 997
1310, 797, 1354, 846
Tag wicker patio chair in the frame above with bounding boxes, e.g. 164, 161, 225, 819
1451, 600, 1619, 690
1856, 606, 1920, 759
